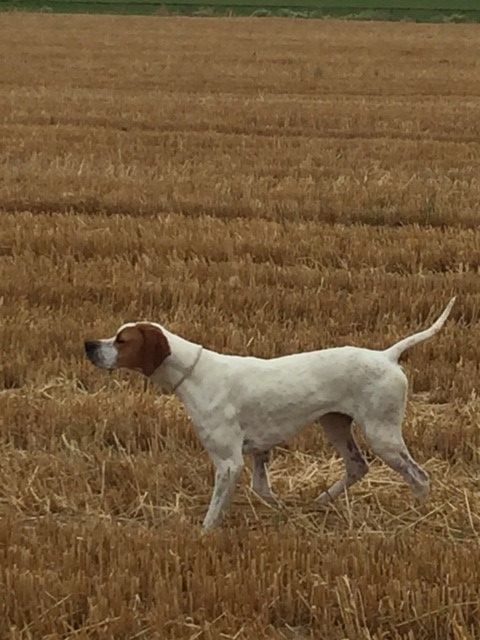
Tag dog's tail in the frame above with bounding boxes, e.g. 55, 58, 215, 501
383, 297, 455, 362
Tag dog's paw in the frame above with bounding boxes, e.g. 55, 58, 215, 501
254, 490, 280, 506
314, 491, 333, 507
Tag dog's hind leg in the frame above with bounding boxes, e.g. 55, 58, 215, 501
363, 419, 430, 501
316, 412, 369, 506
360, 371, 429, 501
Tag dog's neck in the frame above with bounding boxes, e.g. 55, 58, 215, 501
149, 329, 205, 394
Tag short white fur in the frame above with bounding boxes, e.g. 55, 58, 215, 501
94, 298, 455, 530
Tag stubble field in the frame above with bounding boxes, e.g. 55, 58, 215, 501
1, 13, 480, 640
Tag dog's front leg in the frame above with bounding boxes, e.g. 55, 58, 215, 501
202, 453, 244, 530
251, 451, 276, 502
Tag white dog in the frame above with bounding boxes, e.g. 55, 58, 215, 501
85, 298, 455, 529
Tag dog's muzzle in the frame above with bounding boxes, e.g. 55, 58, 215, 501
84, 340, 101, 364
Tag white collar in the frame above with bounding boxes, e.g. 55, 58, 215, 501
171, 346, 203, 392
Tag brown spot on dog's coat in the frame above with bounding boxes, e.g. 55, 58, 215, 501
115, 323, 171, 376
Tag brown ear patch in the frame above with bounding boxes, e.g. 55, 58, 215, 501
116, 323, 171, 377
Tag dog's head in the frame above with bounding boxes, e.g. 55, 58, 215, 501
84, 322, 171, 377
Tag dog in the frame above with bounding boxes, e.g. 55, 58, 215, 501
85, 297, 455, 529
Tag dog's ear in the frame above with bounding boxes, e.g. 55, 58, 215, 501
136, 324, 171, 376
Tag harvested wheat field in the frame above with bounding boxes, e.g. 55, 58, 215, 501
1, 11, 480, 639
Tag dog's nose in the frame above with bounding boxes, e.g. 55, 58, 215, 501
84, 341, 98, 357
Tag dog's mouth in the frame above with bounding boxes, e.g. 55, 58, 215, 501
84, 341, 105, 368
84, 339, 118, 371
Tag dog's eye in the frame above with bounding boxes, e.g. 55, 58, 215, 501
116, 338, 125, 344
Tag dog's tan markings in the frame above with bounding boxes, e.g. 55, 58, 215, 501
115, 323, 171, 376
